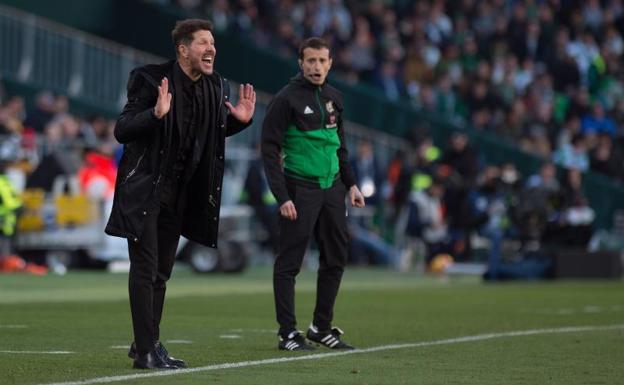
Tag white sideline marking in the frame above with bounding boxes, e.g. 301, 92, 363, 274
165, 340, 193, 344
38, 324, 624, 385
109, 346, 128, 350
0, 350, 73, 354
229, 328, 276, 334
219, 335, 242, 339
523, 304, 624, 316
0, 325, 28, 328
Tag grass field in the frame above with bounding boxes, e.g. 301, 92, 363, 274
1, 266, 622, 385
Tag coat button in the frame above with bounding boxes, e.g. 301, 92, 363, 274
211, 243, 215, 247
216, 186, 220, 191
142, 211, 147, 216
159, 149, 164, 155
213, 217, 217, 221
133, 237, 138, 242
219, 155, 223, 160
221, 124, 225, 128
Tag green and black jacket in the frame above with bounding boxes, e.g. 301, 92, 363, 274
261, 73, 356, 204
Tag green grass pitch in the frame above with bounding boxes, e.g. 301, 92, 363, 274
1, 267, 622, 384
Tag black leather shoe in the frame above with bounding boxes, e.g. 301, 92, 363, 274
132, 349, 178, 370
129, 341, 187, 368
156, 342, 187, 368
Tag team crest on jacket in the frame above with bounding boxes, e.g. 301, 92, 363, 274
325, 101, 334, 113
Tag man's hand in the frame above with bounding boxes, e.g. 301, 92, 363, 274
349, 185, 365, 208
225, 83, 256, 124
280, 200, 297, 221
154, 77, 172, 119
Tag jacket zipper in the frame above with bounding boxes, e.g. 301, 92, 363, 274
315, 87, 325, 129
315, 87, 333, 184
122, 148, 146, 184
208, 76, 224, 208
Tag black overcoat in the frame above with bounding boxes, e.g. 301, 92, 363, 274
105, 60, 250, 248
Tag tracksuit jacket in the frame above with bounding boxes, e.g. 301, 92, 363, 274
261, 73, 356, 199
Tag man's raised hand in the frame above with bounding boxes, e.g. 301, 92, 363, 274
225, 83, 256, 124
154, 77, 172, 119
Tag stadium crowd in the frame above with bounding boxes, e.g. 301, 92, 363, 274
165, 0, 624, 182
0, 75, 598, 277
4, 0, 622, 276
0, 83, 121, 274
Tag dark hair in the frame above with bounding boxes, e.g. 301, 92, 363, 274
171, 19, 213, 54
298, 37, 331, 59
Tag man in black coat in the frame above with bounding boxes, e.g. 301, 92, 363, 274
105, 19, 255, 369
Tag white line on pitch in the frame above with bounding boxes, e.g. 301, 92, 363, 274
0, 325, 28, 328
38, 323, 624, 385
229, 328, 276, 333
0, 350, 73, 354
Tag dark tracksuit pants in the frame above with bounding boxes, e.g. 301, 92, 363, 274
274, 178, 348, 337
128, 201, 183, 354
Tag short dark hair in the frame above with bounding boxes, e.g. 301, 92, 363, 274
171, 19, 213, 53
298, 37, 331, 59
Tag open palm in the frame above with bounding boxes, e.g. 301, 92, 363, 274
225, 83, 256, 123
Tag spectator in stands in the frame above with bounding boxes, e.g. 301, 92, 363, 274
207, 0, 231, 33
350, 140, 383, 207
519, 161, 562, 249
470, 165, 515, 280
550, 169, 595, 247
348, 220, 401, 268
440, 131, 479, 187
24, 91, 55, 133
590, 134, 622, 179
525, 161, 560, 193
0, 96, 25, 136
581, 102, 617, 136
242, 143, 279, 253
406, 177, 450, 263
77, 146, 117, 200
374, 60, 406, 102
553, 133, 590, 171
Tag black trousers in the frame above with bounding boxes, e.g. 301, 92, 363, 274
273, 179, 348, 336
128, 202, 182, 354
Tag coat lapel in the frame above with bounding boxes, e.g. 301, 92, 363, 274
173, 63, 184, 141
195, 76, 214, 160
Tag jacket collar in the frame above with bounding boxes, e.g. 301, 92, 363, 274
174, 61, 202, 89
291, 72, 325, 90
137, 60, 222, 92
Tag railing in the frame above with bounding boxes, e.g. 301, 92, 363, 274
0, 4, 161, 110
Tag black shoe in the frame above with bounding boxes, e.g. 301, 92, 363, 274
129, 342, 187, 368
155, 342, 187, 368
306, 324, 355, 349
278, 330, 315, 351
132, 349, 178, 370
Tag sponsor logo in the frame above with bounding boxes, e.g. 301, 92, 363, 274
326, 101, 334, 113
304, 106, 314, 114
